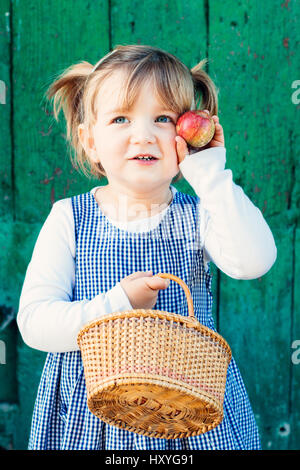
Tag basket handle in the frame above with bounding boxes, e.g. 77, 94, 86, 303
156, 273, 195, 318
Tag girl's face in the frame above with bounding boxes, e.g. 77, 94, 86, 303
80, 70, 180, 194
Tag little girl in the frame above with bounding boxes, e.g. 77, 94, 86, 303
17, 44, 277, 450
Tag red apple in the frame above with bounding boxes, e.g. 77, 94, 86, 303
176, 110, 215, 148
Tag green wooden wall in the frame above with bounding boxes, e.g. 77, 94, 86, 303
0, 0, 299, 450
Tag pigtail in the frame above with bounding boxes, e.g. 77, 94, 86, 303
190, 59, 218, 116
46, 60, 92, 140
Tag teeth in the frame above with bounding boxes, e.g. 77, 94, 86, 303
136, 156, 154, 160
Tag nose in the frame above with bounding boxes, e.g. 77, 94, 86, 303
129, 120, 156, 144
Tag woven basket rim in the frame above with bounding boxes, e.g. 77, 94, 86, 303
87, 379, 224, 439
87, 402, 223, 439
77, 308, 232, 360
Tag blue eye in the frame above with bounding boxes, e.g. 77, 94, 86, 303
112, 116, 128, 124
156, 115, 173, 123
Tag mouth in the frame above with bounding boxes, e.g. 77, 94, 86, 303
130, 154, 159, 165
131, 154, 159, 161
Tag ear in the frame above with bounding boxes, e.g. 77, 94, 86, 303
77, 124, 98, 162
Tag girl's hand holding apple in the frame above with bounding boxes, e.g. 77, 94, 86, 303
175, 110, 225, 164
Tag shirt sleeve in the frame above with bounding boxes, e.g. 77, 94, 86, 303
179, 147, 277, 279
17, 198, 133, 353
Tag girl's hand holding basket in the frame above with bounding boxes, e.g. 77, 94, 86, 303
120, 271, 170, 309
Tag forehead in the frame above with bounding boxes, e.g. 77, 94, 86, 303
94, 69, 166, 115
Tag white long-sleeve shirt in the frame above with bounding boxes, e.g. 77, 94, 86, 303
17, 147, 277, 353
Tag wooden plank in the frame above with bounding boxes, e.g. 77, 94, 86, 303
208, 0, 300, 449
0, 216, 45, 413
0, 218, 43, 310
0, 0, 12, 218
208, 0, 298, 219
13, 0, 109, 222
111, 0, 208, 69
290, 227, 300, 449
288, 1, 300, 449
0, 215, 49, 448
218, 222, 292, 450
0, 317, 18, 403
15, 340, 46, 450
0, 403, 18, 449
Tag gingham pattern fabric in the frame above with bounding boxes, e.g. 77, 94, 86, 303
28, 187, 261, 450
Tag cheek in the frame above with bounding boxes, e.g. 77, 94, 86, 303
168, 136, 179, 158
164, 132, 176, 150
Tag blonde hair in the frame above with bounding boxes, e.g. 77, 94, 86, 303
45, 44, 219, 181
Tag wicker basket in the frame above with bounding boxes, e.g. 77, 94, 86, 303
77, 273, 232, 439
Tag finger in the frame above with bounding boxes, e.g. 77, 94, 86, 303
127, 271, 153, 280
145, 276, 170, 290
175, 135, 189, 163
211, 125, 225, 146
214, 123, 224, 138
214, 122, 222, 132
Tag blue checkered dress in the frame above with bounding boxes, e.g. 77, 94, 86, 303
28, 188, 261, 450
